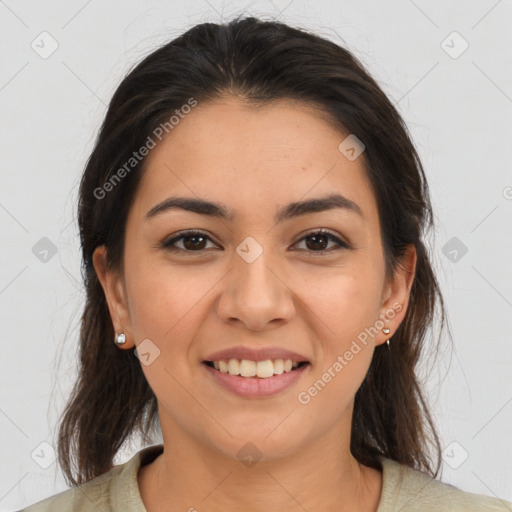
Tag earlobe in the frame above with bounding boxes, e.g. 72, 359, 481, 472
92, 245, 133, 348
377, 244, 417, 346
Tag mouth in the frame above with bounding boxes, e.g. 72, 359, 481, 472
201, 358, 311, 398
202, 359, 311, 379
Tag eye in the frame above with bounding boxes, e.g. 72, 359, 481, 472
293, 229, 349, 254
161, 229, 348, 254
161, 230, 217, 252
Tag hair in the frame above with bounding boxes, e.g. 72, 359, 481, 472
57, 15, 449, 486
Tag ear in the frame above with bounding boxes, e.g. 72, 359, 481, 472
375, 244, 417, 346
93, 245, 134, 349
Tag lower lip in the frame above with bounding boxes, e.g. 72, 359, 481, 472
202, 362, 311, 398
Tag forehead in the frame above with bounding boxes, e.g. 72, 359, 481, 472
131, 96, 378, 226
148, 96, 349, 166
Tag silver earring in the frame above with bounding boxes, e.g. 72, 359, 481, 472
115, 333, 126, 345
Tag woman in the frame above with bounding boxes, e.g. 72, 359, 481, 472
20, 15, 511, 512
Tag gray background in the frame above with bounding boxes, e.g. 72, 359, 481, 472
1, 0, 511, 510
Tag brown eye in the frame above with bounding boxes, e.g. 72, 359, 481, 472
304, 233, 330, 251
162, 231, 216, 252
294, 230, 348, 253
161, 229, 349, 255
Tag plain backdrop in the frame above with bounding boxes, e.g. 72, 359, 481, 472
1, 0, 511, 510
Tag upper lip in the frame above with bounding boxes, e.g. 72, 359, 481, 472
203, 346, 310, 363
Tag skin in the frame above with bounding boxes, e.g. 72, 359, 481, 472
94, 96, 416, 512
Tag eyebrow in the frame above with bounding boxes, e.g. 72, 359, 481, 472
145, 193, 364, 223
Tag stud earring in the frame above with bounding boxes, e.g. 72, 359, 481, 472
115, 333, 126, 345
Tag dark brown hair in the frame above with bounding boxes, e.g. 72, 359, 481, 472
57, 15, 449, 486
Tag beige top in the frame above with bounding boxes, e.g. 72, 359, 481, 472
19, 444, 512, 511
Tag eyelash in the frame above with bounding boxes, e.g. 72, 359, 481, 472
161, 229, 349, 255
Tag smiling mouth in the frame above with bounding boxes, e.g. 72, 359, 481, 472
202, 360, 310, 379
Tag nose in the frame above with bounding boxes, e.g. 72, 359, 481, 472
216, 247, 296, 331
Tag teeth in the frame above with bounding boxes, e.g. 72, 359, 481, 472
210, 358, 304, 378
255, 360, 273, 378
240, 359, 257, 377
273, 359, 284, 374
227, 359, 240, 375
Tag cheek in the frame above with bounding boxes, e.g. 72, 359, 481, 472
122, 259, 210, 392
295, 273, 380, 417
298, 265, 383, 343
123, 255, 215, 345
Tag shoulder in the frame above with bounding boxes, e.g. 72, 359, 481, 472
377, 456, 512, 512
17, 444, 164, 512
16, 466, 121, 512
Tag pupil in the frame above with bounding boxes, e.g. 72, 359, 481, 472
184, 235, 205, 250
306, 234, 328, 251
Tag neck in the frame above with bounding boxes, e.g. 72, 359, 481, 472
138, 415, 383, 512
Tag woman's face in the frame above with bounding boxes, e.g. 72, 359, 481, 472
95, 96, 415, 462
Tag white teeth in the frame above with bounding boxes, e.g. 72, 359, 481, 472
240, 359, 257, 377
256, 360, 274, 378
227, 358, 240, 375
209, 358, 305, 378
273, 359, 284, 374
